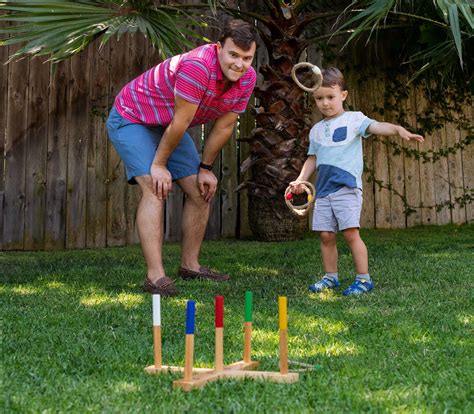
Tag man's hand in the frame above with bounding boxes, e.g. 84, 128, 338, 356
397, 126, 424, 143
150, 96, 198, 200
151, 164, 172, 200
197, 169, 218, 203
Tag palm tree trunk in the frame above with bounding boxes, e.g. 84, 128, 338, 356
239, 7, 313, 240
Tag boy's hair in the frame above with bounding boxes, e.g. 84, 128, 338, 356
218, 19, 257, 51
321, 67, 347, 91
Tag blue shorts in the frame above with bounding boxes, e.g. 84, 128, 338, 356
106, 106, 201, 185
312, 186, 363, 233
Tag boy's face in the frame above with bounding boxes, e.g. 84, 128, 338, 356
313, 85, 348, 118
217, 38, 256, 83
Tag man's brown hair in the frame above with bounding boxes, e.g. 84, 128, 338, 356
218, 19, 257, 51
321, 67, 347, 91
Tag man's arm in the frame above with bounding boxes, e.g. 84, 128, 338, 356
201, 111, 239, 165
367, 121, 424, 142
198, 111, 239, 202
151, 96, 199, 200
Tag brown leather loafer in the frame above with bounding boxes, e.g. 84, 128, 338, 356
143, 276, 179, 296
177, 266, 231, 282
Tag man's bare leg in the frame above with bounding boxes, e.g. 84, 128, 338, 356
135, 176, 166, 283
176, 175, 210, 271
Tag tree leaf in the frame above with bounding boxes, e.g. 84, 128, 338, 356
447, 2, 463, 66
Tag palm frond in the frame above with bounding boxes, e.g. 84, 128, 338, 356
334, 0, 397, 48
434, 0, 474, 66
330, 0, 473, 78
404, 37, 460, 82
0, 0, 207, 62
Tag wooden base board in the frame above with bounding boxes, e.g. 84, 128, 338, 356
224, 359, 260, 371
144, 359, 259, 375
145, 360, 298, 391
173, 369, 299, 391
144, 365, 212, 374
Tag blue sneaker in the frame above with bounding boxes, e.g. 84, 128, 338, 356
309, 276, 340, 293
342, 279, 374, 296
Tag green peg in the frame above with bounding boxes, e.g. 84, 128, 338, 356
245, 291, 253, 322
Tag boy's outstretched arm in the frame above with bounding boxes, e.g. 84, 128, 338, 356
368, 121, 424, 143
289, 155, 316, 194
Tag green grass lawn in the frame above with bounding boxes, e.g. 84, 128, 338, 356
1, 225, 473, 413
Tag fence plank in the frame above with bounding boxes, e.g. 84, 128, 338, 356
434, 125, 453, 225
446, 112, 466, 224
446, 89, 467, 224
238, 105, 254, 238
416, 83, 437, 225
86, 43, 110, 248
3, 44, 29, 250
404, 82, 422, 227
45, 61, 69, 250
462, 105, 473, 223
24, 58, 49, 250
0, 34, 8, 250
106, 36, 129, 246
220, 127, 238, 237
372, 74, 391, 228
66, 50, 90, 249
387, 78, 406, 229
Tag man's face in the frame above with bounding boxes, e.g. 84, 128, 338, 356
217, 38, 256, 83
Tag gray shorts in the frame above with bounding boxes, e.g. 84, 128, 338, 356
312, 186, 363, 233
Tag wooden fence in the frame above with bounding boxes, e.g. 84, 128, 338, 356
1, 33, 473, 251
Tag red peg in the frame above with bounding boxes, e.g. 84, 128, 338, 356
215, 296, 224, 328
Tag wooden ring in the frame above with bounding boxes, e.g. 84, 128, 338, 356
284, 181, 316, 217
291, 62, 323, 92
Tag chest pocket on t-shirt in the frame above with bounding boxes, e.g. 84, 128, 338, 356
332, 126, 347, 142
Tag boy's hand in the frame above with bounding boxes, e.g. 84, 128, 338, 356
398, 126, 424, 143
289, 181, 305, 195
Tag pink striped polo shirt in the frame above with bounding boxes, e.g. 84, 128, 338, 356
114, 43, 256, 127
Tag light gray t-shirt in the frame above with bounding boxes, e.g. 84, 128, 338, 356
308, 111, 374, 197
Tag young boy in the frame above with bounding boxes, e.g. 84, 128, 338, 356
289, 67, 424, 296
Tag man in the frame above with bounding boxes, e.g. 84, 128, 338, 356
106, 20, 257, 295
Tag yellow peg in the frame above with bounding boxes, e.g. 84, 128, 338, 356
278, 296, 288, 330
